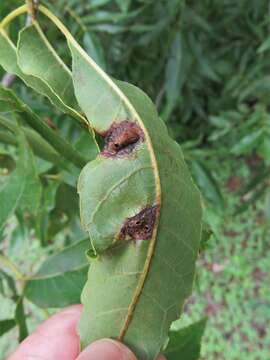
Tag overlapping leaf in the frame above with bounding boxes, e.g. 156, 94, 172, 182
165, 318, 207, 360
0, 126, 41, 229
0, 25, 84, 124
24, 238, 89, 308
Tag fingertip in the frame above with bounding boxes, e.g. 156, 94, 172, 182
156, 354, 167, 360
76, 339, 137, 360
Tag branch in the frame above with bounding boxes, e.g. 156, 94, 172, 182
26, 0, 39, 25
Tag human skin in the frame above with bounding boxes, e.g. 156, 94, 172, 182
8, 305, 166, 360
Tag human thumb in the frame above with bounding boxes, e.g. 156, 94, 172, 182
76, 339, 138, 360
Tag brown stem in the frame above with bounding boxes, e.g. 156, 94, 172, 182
26, 0, 39, 25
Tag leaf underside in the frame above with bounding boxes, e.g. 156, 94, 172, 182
68, 40, 202, 360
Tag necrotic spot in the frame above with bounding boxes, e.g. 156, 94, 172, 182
101, 120, 144, 157
120, 205, 158, 241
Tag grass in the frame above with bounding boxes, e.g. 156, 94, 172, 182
183, 157, 270, 359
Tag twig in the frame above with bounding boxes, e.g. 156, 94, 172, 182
26, 0, 39, 25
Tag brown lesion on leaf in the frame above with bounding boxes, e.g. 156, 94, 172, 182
119, 205, 158, 241
101, 120, 144, 157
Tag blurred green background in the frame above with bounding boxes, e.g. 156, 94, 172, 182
0, 1, 270, 359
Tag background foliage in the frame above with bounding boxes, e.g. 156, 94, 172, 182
0, 0, 269, 359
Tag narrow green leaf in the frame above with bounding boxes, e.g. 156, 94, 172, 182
0, 270, 17, 298
68, 37, 202, 359
257, 37, 270, 53
0, 127, 41, 229
17, 137, 42, 215
15, 297, 28, 342
16, 23, 86, 124
165, 31, 183, 107
231, 129, 264, 155
0, 27, 86, 125
0, 115, 65, 167
165, 318, 207, 360
190, 161, 224, 208
34, 181, 59, 246
0, 319, 16, 336
115, 0, 131, 12
24, 238, 89, 308
0, 86, 92, 169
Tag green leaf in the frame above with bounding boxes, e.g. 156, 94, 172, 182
0, 115, 64, 167
0, 126, 41, 229
0, 26, 84, 124
24, 238, 89, 308
0, 319, 16, 336
83, 33, 106, 70
231, 129, 264, 155
68, 38, 202, 359
15, 297, 28, 342
115, 0, 131, 12
190, 161, 224, 208
165, 318, 207, 360
17, 145, 42, 215
165, 31, 183, 111
0, 86, 92, 169
34, 181, 59, 246
257, 37, 270, 53
0, 270, 17, 298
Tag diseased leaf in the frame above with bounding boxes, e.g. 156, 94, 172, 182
68, 38, 202, 359
165, 318, 207, 360
24, 238, 89, 308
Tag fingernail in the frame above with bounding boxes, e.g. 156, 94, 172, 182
76, 338, 137, 360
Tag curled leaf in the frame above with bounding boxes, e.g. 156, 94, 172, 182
68, 37, 202, 359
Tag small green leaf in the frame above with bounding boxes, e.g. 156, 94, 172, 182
0, 86, 93, 169
0, 270, 17, 298
0, 319, 16, 336
231, 129, 264, 155
190, 161, 224, 208
24, 238, 89, 308
17, 23, 86, 124
0, 115, 64, 166
115, 0, 131, 12
15, 297, 28, 342
0, 127, 41, 229
165, 318, 207, 360
258, 37, 270, 53
165, 31, 183, 112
